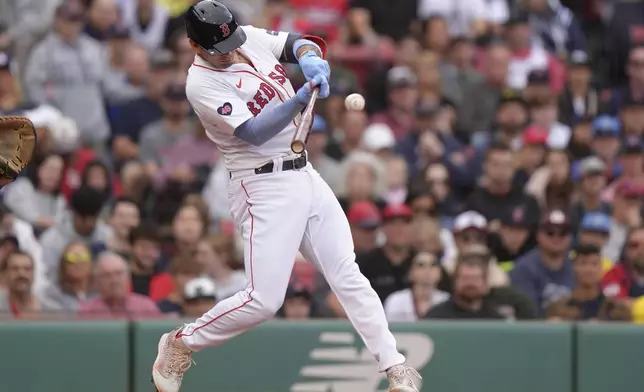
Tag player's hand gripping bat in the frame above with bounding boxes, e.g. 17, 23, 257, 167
290, 87, 319, 154
0, 116, 38, 186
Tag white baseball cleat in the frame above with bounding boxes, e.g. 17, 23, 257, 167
151, 328, 193, 392
387, 364, 422, 392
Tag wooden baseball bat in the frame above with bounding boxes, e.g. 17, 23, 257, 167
290, 87, 319, 154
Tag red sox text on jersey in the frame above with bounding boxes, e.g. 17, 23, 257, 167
246, 64, 288, 116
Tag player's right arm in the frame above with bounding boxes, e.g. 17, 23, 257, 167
187, 72, 323, 147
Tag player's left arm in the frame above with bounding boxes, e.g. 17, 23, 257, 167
245, 26, 330, 97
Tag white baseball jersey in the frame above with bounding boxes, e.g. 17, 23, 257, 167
178, 27, 410, 378
186, 26, 301, 171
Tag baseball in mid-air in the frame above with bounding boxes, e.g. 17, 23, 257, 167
345, 93, 365, 111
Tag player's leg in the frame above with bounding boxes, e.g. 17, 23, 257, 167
153, 171, 311, 392
298, 169, 420, 391
179, 173, 310, 348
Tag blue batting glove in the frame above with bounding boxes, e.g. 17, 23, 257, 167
295, 74, 329, 105
298, 50, 331, 83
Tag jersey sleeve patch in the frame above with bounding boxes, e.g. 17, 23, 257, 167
217, 102, 233, 116
265, 30, 279, 36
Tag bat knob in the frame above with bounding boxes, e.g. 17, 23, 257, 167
291, 140, 306, 154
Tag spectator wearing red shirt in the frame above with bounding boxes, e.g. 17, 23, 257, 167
79, 252, 161, 319
601, 140, 644, 203
603, 182, 644, 262
602, 227, 644, 299
289, 0, 348, 41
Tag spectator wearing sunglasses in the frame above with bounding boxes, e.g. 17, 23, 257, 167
510, 209, 575, 316
384, 252, 449, 322
40, 241, 94, 313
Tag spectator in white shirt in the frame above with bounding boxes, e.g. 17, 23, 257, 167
384, 252, 450, 322
122, 0, 169, 52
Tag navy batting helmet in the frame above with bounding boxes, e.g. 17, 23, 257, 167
185, 0, 246, 54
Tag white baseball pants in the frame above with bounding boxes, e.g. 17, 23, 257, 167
179, 163, 406, 372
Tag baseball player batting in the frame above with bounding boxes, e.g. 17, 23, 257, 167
151, 2, 421, 391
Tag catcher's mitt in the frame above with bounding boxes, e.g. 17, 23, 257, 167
0, 116, 37, 184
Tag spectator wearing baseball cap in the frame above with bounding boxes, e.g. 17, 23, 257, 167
524, 69, 551, 103
489, 205, 539, 272
443, 211, 509, 287
588, 116, 621, 180
305, 116, 341, 193
515, 125, 549, 187
370, 66, 418, 140
568, 156, 612, 230
577, 212, 615, 274
546, 244, 607, 321
182, 277, 217, 318
280, 284, 313, 320
356, 203, 415, 302
571, 155, 607, 183
361, 123, 396, 160
347, 201, 382, 255
559, 52, 597, 122
510, 209, 575, 316
482, 90, 529, 150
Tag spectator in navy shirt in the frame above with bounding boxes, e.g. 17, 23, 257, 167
523, 0, 587, 58
510, 209, 575, 316
546, 243, 606, 320
110, 50, 177, 163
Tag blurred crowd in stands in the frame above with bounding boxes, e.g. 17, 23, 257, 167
0, 0, 644, 323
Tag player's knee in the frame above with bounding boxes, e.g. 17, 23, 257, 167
252, 292, 284, 319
